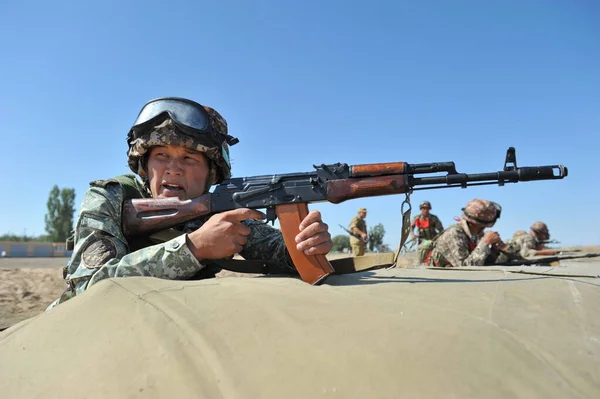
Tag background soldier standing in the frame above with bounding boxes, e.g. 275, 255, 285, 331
349, 208, 368, 257
410, 200, 444, 245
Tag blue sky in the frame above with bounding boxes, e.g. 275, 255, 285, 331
1, 0, 598, 246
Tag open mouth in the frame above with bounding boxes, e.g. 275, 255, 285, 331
161, 183, 185, 194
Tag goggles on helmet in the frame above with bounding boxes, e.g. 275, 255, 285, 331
130, 97, 239, 147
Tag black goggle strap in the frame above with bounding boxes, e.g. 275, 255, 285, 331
462, 201, 502, 225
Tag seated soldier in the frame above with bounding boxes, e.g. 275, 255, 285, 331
48, 97, 333, 308
424, 199, 504, 267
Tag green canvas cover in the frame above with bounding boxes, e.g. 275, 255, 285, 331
1, 264, 599, 398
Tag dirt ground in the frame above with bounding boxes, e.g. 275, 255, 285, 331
0, 258, 66, 330
1, 246, 598, 331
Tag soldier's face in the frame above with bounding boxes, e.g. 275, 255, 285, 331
420, 207, 430, 216
537, 231, 550, 241
146, 145, 210, 200
359, 211, 367, 218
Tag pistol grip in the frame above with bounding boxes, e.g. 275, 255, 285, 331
275, 203, 335, 285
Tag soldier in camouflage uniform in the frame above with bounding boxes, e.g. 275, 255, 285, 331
495, 222, 557, 263
512, 230, 528, 238
48, 97, 333, 308
425, 199, 504, 267
410, 200, 444, 244
349, 208, 368, 257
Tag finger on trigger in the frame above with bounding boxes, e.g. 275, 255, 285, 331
229, 208, 266, 221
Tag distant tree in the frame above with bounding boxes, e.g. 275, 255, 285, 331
367, 223, 386, 251
331, 234, 351, 252
0, 233, 52, 242
44, 185, 76, 242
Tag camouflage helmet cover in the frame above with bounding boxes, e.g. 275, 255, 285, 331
461, 199, 501, 227
530, 221, 549, 234
127, 104, 232, 185
420, 201, 432, 209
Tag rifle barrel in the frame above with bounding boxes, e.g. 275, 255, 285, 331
411, 166, 567, 188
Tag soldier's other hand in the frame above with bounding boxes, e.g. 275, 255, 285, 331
186, 208, 265, 260
492, 239, 507, 251
295, 210, 332, 256
482, 231, 501, 246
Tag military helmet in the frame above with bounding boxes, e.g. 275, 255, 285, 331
126, 98, 236, 185
461, 199, 501, 227
420, 201, 432, 209
530, 221, 549, 235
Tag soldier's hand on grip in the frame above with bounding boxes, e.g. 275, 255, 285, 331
186, 208, 266, 261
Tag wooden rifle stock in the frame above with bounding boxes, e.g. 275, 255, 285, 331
122, 195, 212, 236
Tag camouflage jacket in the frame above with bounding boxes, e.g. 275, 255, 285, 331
53, 175, 296, 306
349, 216, 367, 245
411, 214, 444, 240
428, 222, 492, 267
506, 234, 538, 258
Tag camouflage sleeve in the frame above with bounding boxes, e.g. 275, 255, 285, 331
519, 235, 538, 258
435, 227, 491, 267
239, 221, 297, 273
66, 183, 205, 296
433, 215, 444, 233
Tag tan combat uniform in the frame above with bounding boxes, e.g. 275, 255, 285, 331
349, 215, 367, 257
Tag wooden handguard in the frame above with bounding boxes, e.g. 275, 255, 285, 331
326, 175, 409, 204
275, 203, 335, 285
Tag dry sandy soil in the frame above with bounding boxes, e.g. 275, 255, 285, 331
1, 246, 598, 330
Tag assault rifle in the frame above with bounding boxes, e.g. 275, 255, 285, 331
539, 239, 560, 245
499, 253, 600, 266
338, 224, 368, 243
123, 147, 567, 285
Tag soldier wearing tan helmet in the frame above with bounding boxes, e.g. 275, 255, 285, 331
349, 208, 368, 256
424, 199, 504, 267
410, 200, 444, 245
48, 97, 333, 309
500, 222, 557, 261
512, 230, 528, 238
